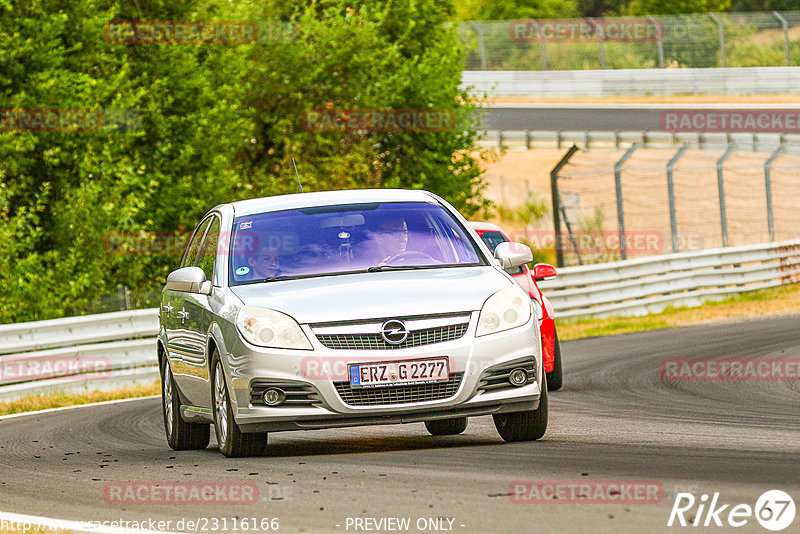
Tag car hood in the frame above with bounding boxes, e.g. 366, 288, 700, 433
229, 266, 511, 323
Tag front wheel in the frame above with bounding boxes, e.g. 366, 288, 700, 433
493, 377, 548, 442
212, 355, 267, 458
424, 417, 468, 436
162, 359, 210, 451
546, 328, 563, 391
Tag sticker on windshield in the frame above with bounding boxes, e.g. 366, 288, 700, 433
240, 221, 252, 230
235, 266, 250, 276
338, 231, 350, 239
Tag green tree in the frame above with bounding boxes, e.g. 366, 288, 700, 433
0, 0, 488, 323
625, 0, 731, 15
452, 0, 580, 21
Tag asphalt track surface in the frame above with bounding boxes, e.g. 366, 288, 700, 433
1, 314, 798, 533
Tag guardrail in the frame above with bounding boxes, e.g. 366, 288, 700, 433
480, 129, 800, 154
538, 239, 800, 319
461, 67, 800, 97
0, 309, 159, 401
1, 240, 798, 400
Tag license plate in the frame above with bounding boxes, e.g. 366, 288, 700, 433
349, 357, 449, 388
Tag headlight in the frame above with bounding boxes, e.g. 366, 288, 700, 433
531, 298, 543, 321
477, 286, 532, 337
235, 306, 313, 350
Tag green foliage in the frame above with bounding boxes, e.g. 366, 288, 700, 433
452, 0, 580, 21
625, 0, 732, 15
0, 0, 487, 323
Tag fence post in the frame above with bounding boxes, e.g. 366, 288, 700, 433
550, 144, 580, 268
709, 13, 726, 68
614, 143, 640, 260
764, 143, 785, 242
470, 22, 488, 70
772, 11, 791, 66
529, 20, 548, 70
716, 146, 735, 247
648, 15, 665, 68
666, 144, 690, 253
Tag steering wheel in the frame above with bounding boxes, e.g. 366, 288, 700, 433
384, 251, 438, 265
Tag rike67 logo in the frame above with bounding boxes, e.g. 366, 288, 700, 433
668, 490, 796, 531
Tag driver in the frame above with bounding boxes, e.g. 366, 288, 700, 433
372, 216, 409, 265
243, 246, 281, 280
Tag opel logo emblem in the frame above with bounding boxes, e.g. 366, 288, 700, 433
380, 319, 408, 345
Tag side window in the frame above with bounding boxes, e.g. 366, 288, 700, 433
197, 217, 220, 282
181, 218, 212, 268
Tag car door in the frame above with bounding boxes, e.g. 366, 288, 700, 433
178, 214, 221, 408
163, 216, 211, 404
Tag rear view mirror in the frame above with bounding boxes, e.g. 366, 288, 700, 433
532, 263, 558, 281
165, 266, 212, 295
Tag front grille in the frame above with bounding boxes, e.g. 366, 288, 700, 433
316, 323, 468, 350
477, 357, 536, 393
334, 373, 464, 406
250, 380, 321, 407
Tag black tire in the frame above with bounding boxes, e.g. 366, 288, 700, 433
493, 376, 548, 442
424, 417, 468, 436
162, 358, 210, 451
211, 354, 267, 458
546, 328, 563, 392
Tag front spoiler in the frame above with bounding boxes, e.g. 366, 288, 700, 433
236, 396, 539, 433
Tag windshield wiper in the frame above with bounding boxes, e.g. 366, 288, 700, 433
366, 265, 433, 272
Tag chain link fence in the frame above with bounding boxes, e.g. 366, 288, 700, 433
458, 11, 800, 70
549, 144, 800, 266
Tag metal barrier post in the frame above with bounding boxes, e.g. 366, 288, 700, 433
772, 12, 791, 66
764, 143, 785, 242
648, 16, 665, 68
717, 146, 735, 247
614, 144, 640, 260
710, 13, 726, 68
470, 22, 488, 70
666, 144, 690, 253
550, 144, 580, 267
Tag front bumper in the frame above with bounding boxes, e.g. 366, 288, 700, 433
224, 312, 542, 433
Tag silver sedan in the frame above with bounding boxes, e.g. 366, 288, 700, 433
158, 189, 547, 457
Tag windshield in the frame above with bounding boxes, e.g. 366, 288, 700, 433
229, 201, 486, 285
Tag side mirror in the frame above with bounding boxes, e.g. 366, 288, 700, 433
494, 242, 533, 270
533, 263, 558, 281
166, 266, 212, 295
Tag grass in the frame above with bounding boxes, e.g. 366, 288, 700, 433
0, 382, 160, 417
558, 282, 800, 341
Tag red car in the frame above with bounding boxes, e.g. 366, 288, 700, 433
469, 221, 562, 391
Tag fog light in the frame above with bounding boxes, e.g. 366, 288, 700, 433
508, 368, 528, 387
263, 388, 285, 406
